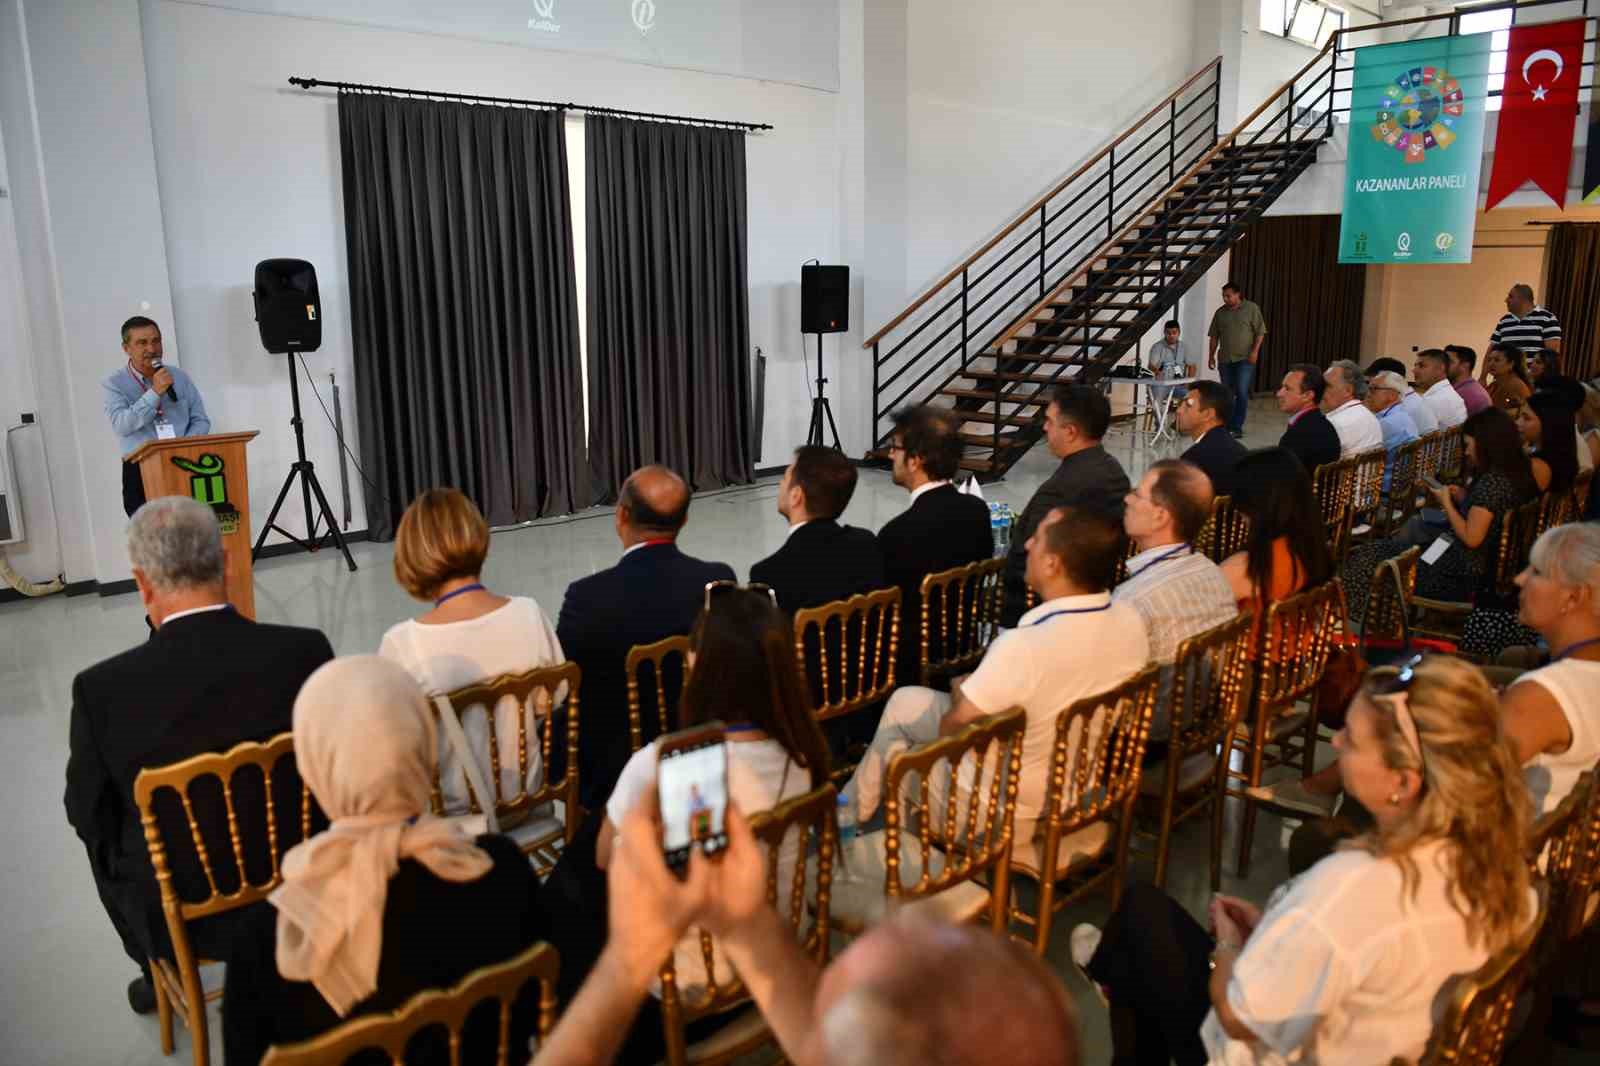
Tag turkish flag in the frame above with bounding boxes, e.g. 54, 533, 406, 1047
1486, 18, 1586, 209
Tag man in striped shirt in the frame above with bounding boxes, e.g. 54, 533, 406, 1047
1488, 284, 1561, 359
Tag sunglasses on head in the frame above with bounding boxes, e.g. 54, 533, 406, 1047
1369, 654, 1425, 769
703, 579, 778, 611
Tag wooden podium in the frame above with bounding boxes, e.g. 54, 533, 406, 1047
126, 431, 260, 619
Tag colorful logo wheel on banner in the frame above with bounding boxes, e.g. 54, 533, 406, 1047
1370, 65, 1466, 164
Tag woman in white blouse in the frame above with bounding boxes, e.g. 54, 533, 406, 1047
1076, 654, 1534, 1066
378, 488, 564, 816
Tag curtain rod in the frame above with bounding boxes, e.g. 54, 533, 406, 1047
287, 77, 773, 131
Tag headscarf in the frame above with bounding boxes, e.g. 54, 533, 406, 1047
270, 656, 493, 1016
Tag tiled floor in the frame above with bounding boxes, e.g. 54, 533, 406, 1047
3, 399, 1588, 1063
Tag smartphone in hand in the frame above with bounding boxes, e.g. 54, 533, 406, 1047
1421, 474, 1446, 493
657, 722, 730, 877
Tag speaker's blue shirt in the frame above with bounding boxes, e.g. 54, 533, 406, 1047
103, 362, 212, 456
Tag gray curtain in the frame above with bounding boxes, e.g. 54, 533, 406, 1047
584, 116, 754, 499
338, 93, 589, 540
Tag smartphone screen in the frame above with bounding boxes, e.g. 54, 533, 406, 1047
1421, 474, 1445, 492
657, 725, 729, 872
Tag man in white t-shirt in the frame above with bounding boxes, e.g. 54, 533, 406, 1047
1321, 360, 1383, 457
1412, 348, 1467, 429
843, 505, 1149, 834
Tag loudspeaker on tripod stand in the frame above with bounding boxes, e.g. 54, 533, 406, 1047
801, 264, 848, 450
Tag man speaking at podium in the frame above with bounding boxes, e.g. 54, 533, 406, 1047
103, 316, 211, 516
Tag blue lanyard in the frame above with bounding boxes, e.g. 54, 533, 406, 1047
1552, 637, 1600, 662
725, 722, 761, 735
1025, 602, 1112, 627
434, 583, 485, 607
1129, 543, 1192, 576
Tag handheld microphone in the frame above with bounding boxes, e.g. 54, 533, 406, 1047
149, 358, 179, 403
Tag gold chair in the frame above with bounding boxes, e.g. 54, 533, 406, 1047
792, 587, 901, 722
918, 558, 1004, 688
1360, 546, 1422, 645
1111, 535, 1140, 587
433, 663, 581, 875
1375, 436, 1426, 537
1196, 494, 1250, 564
1436, 424, 1466, 482
1009, 665, 1162, 954
626, 635, 692, 753
260, 941, 560, 1065
1543, 768, 1600, 946
1227, 579, 1346, 878
829, 708, 1026, 935
1406, 885, 1548, 1066
133, 734, 316, 1066
659, 783, 837, 1066
1137, 614, 1253, 891
1311, 457, 1350, 532
1346, 445, 1389, 537
1573, 467, 1595, 518
1528, 770, 1590, 873
1415, 429, 1445, 482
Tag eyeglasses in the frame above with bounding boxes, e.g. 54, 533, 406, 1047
703, 580, 778, 611
1370, 654, 1425, 770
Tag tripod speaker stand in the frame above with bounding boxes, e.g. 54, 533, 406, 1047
806, 332, 842, 450
251, 353, 357, 571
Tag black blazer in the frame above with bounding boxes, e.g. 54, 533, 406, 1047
556, 542, 735, 805
1182, 426, 1249, 499
64, 608, 334, 957
749, 519, 886, 613
877, 485, 994, 684
1001, 446, 1130, 626
1279, 407, 1343, 475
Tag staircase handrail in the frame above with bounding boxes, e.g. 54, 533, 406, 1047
986, 37, 1337, 359
861, 56, 1224, 349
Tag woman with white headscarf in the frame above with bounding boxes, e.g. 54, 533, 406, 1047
223, 656, 547, 1064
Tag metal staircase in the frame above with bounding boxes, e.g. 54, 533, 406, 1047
864, 39, 1342, 478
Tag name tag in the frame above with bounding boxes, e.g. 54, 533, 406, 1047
1421, 536, 1452, 566
155, 420, 177, 441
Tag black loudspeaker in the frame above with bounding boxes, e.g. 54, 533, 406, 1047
253, 258, 322, 354
801, 264, 849, 334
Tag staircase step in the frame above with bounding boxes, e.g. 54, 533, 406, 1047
965, 369, 1067, 385
955, 410, 1040, 428
1050, 316, 1144, 328
940, 387, 1051, 405
958, 456, 998, 473
959, 431, 1027, 447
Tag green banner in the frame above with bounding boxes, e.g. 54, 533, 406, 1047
1338, 32, 1494, 265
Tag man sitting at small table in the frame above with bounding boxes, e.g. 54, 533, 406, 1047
103, 316, 212, 516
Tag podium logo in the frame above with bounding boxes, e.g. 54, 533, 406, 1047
171, 453, 241, 535
633, 0, 656, 33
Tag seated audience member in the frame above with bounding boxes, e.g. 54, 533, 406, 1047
1219, 448, 1333, 621
1500, 523, 1600, 817
1175, 380, 1246, 497
1343, 408, 1539, 620
64, 496, 334, 1016
1001, 384, 1130, 626
379, 488, 565, 817
750, 444, 884, 612
1365, 370, 1421, 493
845, 506, 1148, 838
1412, 347, 1468, 429
1077, 655, 1534, 1066
588, 586, 829, 1061
1321, 359, 1383, 457
1485, 345, 1533, 412
532, 796, 1080, 1066
556, 465, 735, 806
1367, 357, 1437, 435
1580, 382, 1600, 473
877, 405, 995, 683
223, 657, 546, 1065
1445, 344, 1493, 415
1115, 460, 1238, 748
1530, 345, 1562, 386
1516, 388, 1580, 494
1275, 364, 1341, 473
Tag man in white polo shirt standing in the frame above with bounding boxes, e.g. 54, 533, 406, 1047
841, 505, 1149, 844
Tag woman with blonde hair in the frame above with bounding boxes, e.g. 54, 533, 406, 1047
379, 487, 564, 816
1075, 654, 1535, 1066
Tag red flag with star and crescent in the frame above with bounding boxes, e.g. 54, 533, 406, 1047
1485, 18, 1586, 209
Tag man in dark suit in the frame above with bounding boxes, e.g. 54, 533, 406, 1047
1276, 363, 1342, 474
65, 496, 334, 1015
1001, 385, 1129, 626
1176, 379, 1247, 498
877, 406, 994, 684
556, 465, 735, 806
750, 445, 884, 611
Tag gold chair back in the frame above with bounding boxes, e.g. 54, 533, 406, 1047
884, 707, 1026, 933
792, 587, 901, 721
434, 663, 581, 870
260, 941, 560, 1066
1311, 457, 1350, 533
918, 558, 1004, 687
1544, 769, 1600, 944
1416, 429, 1445, 481
1493, 496, 1545, 599
1111, 535, 1140, 589
1362, 547, 1421, 645
1378, 436, 1426, 536
1008, 666, 1161, 952
133, 733, 316, 1066
1574, 467, 1595, 518
1198, 495, 1250, 564
1348, 446, 1388, 528
1436, 424, 1465, 481
1410, 885, 1547, 1066
626, 635, 692, 753
659, 783, 837, 1066
1528, 769, 1589, 871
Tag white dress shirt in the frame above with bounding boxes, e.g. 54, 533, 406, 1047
1326, 399, 1384, 457
1418, 379, 1467, 429
908, 479, 953, 504
1398, 389, 1438, 435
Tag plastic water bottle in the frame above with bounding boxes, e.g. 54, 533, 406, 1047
836, 792, 857, 849
989, 502, 1005, 557
999, 503, 1014, 555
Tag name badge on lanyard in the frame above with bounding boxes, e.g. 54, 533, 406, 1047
155, 420, 177, 441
